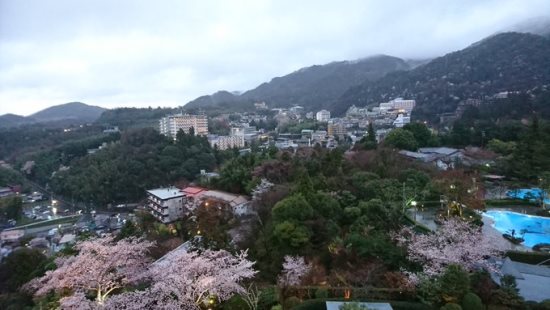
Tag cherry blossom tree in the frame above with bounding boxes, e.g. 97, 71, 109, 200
148, 249, 256, 307
26, 236, 154, 306
103, 249, 257, 309
278, 255, 312, 286
395, 218, 505, 278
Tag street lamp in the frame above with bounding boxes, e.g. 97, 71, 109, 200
411, 201, 417, 220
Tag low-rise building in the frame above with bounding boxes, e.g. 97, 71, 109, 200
0, 229, 24, 242
0, 187, 14, 198
196, 190, 250, 216
146, 187, 186, 224
181, 186, 207, 211
209, 135, 245, 150
398, 147, 464, 170
311, 130, 327, 142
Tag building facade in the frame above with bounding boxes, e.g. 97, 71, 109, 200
393, 114, 411, 127
209, 135, 245, 150
316, 110, 331, 122
146, 187, 186, 224
159, 114, 208, 138
389, 98, 416, 112
328, 122, 346, 138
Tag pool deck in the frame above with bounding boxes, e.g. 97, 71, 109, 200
482, 215, 530, 252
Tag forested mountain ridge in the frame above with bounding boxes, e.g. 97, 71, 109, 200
29, 102, 106, 122
332, 32, 550, 120
0, 102, 106, 128
184, 55, 410, 111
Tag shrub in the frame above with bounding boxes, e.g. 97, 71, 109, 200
439, 265, 470, 303
440, 303, 462, 310
314, 288, 329, 299
271, 305, 283, 310
259, 287, 279, 310
222, 295, 249, 310
389, 301, 435, 310
506, 251, 550, 266
461, 293, 483, 310
284, 296, 302, 309
291, 299, 327, 310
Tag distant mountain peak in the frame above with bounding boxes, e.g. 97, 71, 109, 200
332, 31, 550, 120
0, 102, 107, 128
184, 54, 410, 112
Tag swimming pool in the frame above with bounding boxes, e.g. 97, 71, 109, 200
505, 188, 550, 205
483, 210, 550, 248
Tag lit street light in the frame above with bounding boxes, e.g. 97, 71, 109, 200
411, 200, 418, 220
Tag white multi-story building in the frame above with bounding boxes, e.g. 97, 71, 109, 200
209, 135, 245, 150
393, 114, 411, 128
147, 187, 186, 224
390, 98, 416, 112
316, 110, 331, 122
159, 114, 208, 138
378, 98, 416, 114
230, 124, 258, 142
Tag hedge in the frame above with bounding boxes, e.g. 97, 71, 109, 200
291, 299, 434, 310
283, 286, 415, 301
506, 251, 550, 266
484, 199, 538, 207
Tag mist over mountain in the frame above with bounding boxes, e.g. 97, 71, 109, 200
184, 55, 410, 112
331, 32, 550, 121
508, 16, 550, 38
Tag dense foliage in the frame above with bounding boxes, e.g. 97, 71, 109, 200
95, 107, 177, 129
50, 128, 216, 205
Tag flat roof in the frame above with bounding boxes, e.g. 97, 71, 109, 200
147, 188, 184, 200
418, 147, 460, 156
398, 150, 435, 162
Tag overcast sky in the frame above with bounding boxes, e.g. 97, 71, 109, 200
1, 0, 549, 116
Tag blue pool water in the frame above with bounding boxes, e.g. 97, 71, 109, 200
483, 210, 550, 248
505, 188, 550, 205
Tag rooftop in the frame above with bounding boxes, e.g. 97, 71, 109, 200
398, 150, 435, 162
147, 187, 184, 200
182, 186, 207, 196
493, 257, 550, 302
418, 147, 461, 156
200, 190, 248, 207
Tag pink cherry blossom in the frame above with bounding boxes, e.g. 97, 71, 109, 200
26, 236, 154, 305
278, 255, 311, 286
395, 218, 504, 278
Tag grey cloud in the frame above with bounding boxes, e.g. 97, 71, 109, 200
0, 0, 549, 115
